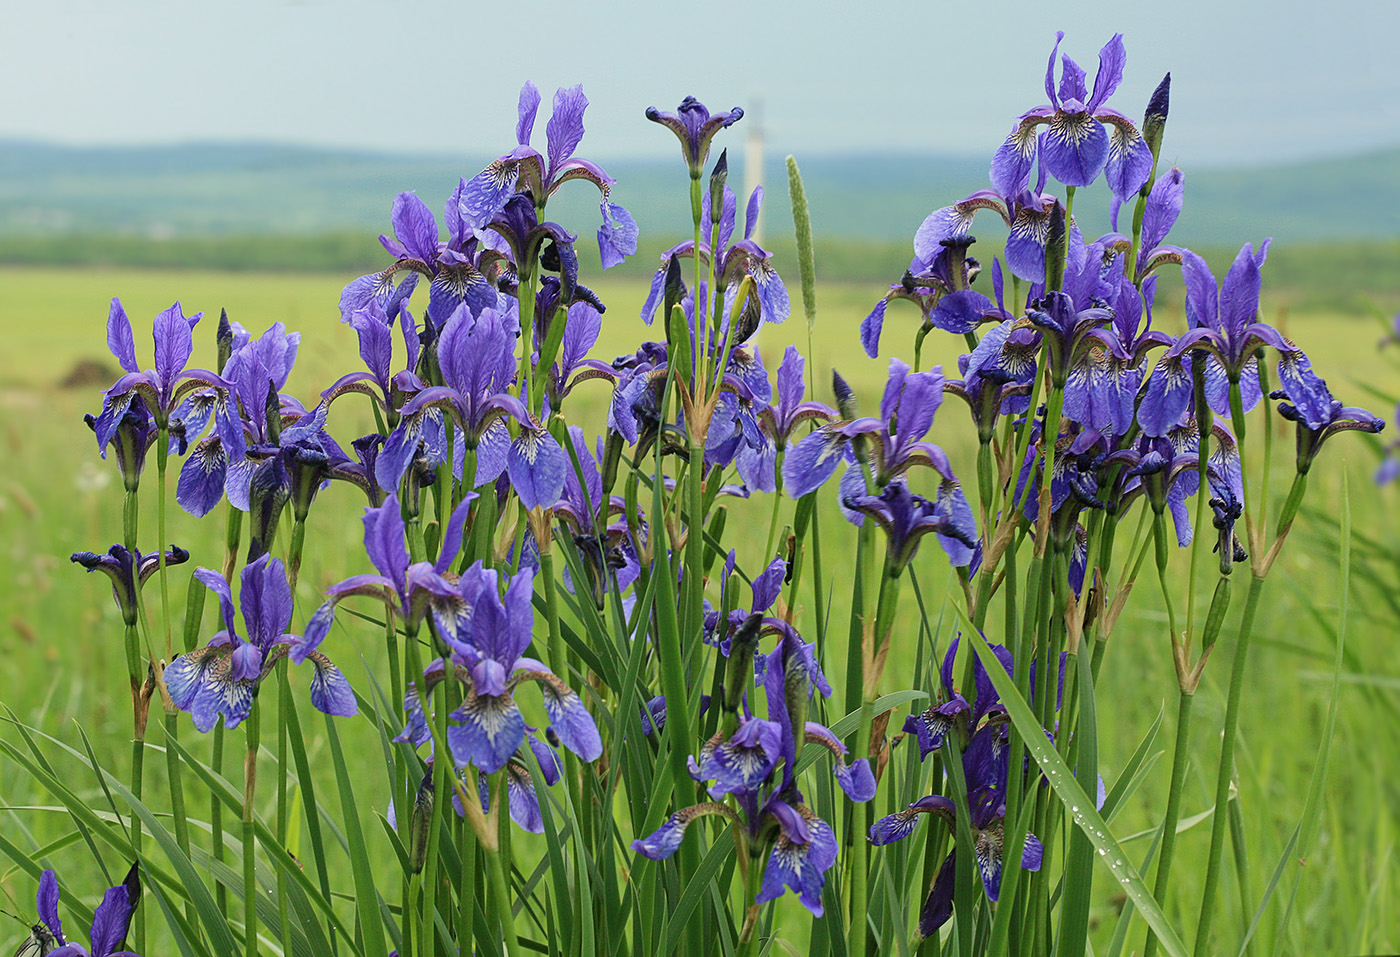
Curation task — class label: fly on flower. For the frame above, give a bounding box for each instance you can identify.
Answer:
[12,865,142,957]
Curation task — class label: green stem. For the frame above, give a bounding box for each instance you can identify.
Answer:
[243,703,261,957]
[156,429,173,661]
[1193,574,1266,956]
[122,488,139,555]
[421,651,450,956]
[164,712,190,856]
[485,790,522,957]
[212,722,227,913]
[848,565,903,957]
[1152,510,1180,642]
[1143,690,1195,957]
[128,716,146,954]
[539,549,567,678]
[276,663,292,953]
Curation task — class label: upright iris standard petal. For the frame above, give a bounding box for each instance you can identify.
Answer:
[106,298,139,374]
[545,84,588,179]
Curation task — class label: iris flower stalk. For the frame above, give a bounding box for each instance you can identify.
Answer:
[1192,359,1380,954]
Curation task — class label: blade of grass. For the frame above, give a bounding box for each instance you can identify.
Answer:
[1263,472,1350,955]
[956,614,1190,957]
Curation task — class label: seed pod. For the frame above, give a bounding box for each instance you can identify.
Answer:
[408,772,435,875]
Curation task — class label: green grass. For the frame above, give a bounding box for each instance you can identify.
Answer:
[1,265,1397,954]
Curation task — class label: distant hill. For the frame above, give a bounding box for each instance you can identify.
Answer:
[2,139,1397,248]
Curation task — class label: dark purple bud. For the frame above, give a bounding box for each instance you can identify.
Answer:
[940,236,976,293]
[598,428,624,501]
[1044,201,1067,293]
[246,455,290,563]
[709,149,729,226]
[1143,73,1171,161]
[662,255,686,339]
[832,369,858,419]
[217,308,234,372]
[263,381,282,445]
[289,444,331,522]
[721,612,763,716]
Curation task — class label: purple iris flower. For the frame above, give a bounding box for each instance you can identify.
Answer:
[1013,427,1115,540]
[783,360,958,498]
[916,147,1060,284]
[640,180,789,333]
[993,32,1153,200]
[945,304,1039,440]
[298,493,478,660]
[703,550,788,649]
[689,712,784,798]
[71,544,189,628]
[1118,166,1187,280]
[340,181,512,334]
[378,303,566,509]
[1056,230,1173,436]
[1069,266,1172,438]
[645,96,744,177]
[84,394,157,493]
[903,636,1013,759]
[861,235,998,358]
[468,745,563,834]
[1025,284,1116,392]
[1107,422,1244,547]
[92,298,244,477]
[633,614,868,919]
[843,478,979,571]
[461,82,637,269]
[25,864,141,957]
[342,189,498,333]
[322,297,427,415]
[165,555,356,733]
[869,725,1044,938]
[537,287,605,414]
[423,563,601,775]
[1271,363,1384,473]
[1144,242,1285,429]
[734,346,836,493]
[176,319,303,517]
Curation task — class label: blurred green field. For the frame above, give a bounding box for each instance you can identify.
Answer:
[2,265,1399,953]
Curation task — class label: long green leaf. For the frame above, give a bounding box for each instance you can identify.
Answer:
[160,733,355,941]
[324,714,390,957]
[959,623,1191,957]
[1100,704,1165,824]
[661,830,736,957]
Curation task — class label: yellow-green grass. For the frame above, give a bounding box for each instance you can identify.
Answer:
[1,265,1397,953]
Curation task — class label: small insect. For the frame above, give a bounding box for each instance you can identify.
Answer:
[2,911,56,957]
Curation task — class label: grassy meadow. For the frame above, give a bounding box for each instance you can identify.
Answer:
[1,263,1398,953]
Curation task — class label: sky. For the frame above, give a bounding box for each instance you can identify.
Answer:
[7,0,1398,168]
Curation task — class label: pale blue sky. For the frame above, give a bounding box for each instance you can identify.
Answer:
[9,0,1397,166]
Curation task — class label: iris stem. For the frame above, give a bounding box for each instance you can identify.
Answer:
[539,549,567,680]
[1142,690,1195,957]
[243,703,261,957]
[485,775,522,957]
[1193,573,1266,955]
[849,561,901,957]
[156,428,173,661]
[212,723,227,913]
